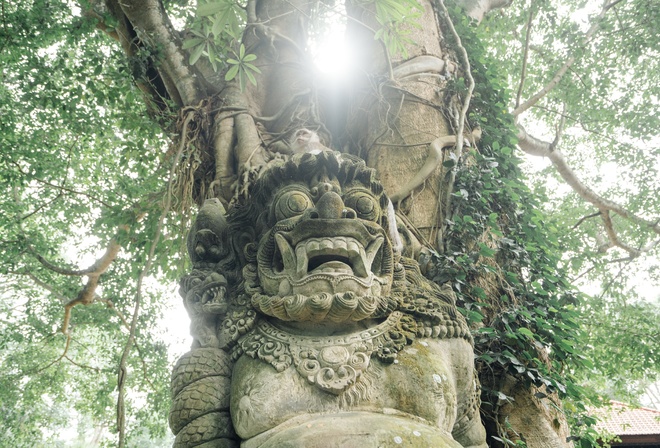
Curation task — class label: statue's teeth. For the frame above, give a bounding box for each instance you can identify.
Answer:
[347,240,360,258]
[296,244,308,278]
[293,236,380,278]
[307,240,320,253]
[351,250,368,277]
[320,238,333,251]
[275,233,296,273]
[365,237,384,272]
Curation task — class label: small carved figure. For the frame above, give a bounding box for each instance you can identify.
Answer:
[186,198,230,265]
[171,198,240,448]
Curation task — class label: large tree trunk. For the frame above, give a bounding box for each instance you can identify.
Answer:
[93,0,572,446]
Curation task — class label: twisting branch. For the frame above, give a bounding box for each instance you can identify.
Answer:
[517,125,660,258]
[21,227,124,335]
[35,332,73,374]
[437,0,476,222]
[19,219,124,335]
[572,211,601,230]
[18,271,68,303]
[513,0,622,117]
[110,0,210,106]
[60,234,123,334]
[599,211,643,257]
[26,244,96,277]
[517,126,659,234]
[97,298,157,392]
[515,3,535,112]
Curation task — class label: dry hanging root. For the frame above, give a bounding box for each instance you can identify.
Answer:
[170,100,215,212]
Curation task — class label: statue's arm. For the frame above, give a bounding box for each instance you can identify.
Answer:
[446,340,489,448]
[454,416,488,448]
[451,374,487,448]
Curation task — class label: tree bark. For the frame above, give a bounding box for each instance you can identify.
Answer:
[88,1,573,446]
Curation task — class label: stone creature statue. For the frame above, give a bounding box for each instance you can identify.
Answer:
[170,152,488,448]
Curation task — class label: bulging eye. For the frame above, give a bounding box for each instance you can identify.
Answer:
[343,189,381,221]
[273,186,314,221]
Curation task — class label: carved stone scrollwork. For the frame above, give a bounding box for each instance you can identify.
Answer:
[234,311,415,394]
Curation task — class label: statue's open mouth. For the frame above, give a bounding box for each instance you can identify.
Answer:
[257,219,392,297]
[274,234,384,279]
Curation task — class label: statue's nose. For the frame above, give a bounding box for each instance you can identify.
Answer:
[315,191,345,219]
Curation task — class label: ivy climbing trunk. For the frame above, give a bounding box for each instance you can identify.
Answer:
[92,0,574,446]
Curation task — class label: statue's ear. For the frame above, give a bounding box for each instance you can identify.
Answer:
[232,229,257,266]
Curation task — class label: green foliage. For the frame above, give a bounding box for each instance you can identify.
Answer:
[369,0,423,58]
[430,5,653,445]
[0,1,186,446]
[477,0,660,410]
[479,0,660,299]
[439,0,660,444]
[225,43,261,91]
[574,297,659,403]
[184,0,248,73]
[1,0,657,446]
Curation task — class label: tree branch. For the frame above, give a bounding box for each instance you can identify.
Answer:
[10,159,113,209]
[438,0,476,225]
[513,0,619,117]
[600,211,642,257]
[60,233,124,334]
[35,332,73,374]
[18,271,68,303]
[518,125,659,261]
[515,3,535,112]
[517,125,659,235]
[572,211,601,230]
[111,0,211,107]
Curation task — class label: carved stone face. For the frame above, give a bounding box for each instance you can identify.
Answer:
[258,179,394,297]
[244,153,397,323]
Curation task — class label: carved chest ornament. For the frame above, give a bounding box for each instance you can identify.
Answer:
[234,311,417,395]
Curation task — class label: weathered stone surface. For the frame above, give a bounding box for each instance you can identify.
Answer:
[173,411,235,448]
[193,439,239,448]
[171,348,232,397]
[170,152,487,448]
[495,374,571,448]
[244,412,464,448]
[169,375,231,434]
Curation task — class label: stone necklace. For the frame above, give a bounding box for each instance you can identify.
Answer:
[234,311,417,395]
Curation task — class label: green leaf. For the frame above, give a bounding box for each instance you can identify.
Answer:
[198,2,226,17]
[243,62,261,74]
[189,43,205,65]
[182,38,204,50]
[245,68,257,86]
[225,64,239,81]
